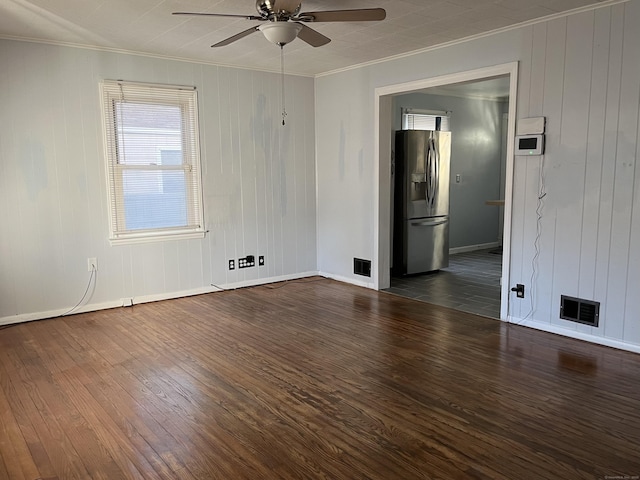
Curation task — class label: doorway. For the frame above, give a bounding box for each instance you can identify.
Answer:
[374,63,518,321]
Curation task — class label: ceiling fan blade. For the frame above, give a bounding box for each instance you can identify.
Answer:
[173,12,263,20]
[297,24,331,47]
[211,26,260,47]
[298,8,386,23]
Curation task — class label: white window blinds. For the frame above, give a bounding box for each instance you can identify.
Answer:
[100,80,204,244]
[402,111,450,131]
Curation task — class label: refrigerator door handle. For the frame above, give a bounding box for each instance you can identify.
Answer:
[425,139,433,209]
[425,137,438,211]
[432,137,439,209]
[411,218,448,227]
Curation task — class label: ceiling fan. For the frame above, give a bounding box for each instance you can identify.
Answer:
[173,0,387,48]
[173,1,386,125]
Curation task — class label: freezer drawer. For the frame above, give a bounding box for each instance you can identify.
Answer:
[395,216,449,275]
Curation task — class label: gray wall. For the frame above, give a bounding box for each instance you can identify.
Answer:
[0,40,317,323]
[393,92,506,249]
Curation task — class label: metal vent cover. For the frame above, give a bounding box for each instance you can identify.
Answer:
[354,258,371,277]
[560,295,600,327]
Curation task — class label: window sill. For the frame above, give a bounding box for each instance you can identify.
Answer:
[109,229,206,246]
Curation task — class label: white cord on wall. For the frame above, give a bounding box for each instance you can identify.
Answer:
[522,153,546,323]
[60,265,97,317]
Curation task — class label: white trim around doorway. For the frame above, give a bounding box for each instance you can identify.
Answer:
[374,62,519,321]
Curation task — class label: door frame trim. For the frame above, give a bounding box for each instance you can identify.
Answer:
[373,62,519,321]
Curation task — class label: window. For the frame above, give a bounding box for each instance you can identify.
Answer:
[100,80,204,244]
[402,109,450,131]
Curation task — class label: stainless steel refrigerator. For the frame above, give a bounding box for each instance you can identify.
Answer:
[393,129,451,275]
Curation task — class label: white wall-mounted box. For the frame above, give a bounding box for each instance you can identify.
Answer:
[517,117,546,135]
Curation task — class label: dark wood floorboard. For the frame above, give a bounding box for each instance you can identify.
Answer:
[0,277,639,479]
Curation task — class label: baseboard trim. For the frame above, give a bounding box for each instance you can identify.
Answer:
[507,316,640,355]
[218,271,320,291]
[449,242,501,255]
[0,271,321,327]
[0,300,125,327]
[319,271,375,289]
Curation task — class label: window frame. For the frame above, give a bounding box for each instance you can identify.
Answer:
[100,80,205,245]
[401,108,451,131]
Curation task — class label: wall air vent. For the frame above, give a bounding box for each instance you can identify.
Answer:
[560,295,600,327]
[354,258,372,277]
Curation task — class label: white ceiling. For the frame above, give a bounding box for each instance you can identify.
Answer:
[0,0,618,76]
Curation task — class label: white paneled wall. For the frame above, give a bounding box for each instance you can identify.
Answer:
[0,41,317,323]
[514,4,640,347]
[316,1,640,351]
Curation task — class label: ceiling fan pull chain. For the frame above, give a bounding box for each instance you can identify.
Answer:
[281,45,287,126]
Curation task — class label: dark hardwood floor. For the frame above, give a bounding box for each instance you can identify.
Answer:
[0,278,639,479]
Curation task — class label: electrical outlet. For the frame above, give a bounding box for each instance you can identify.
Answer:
[258,256,265,266]
[88,257,98,272]
[238,255,255,269]
[229,259,235,270]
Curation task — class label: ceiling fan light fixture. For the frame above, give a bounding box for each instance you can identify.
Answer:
[259,22,302,46]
